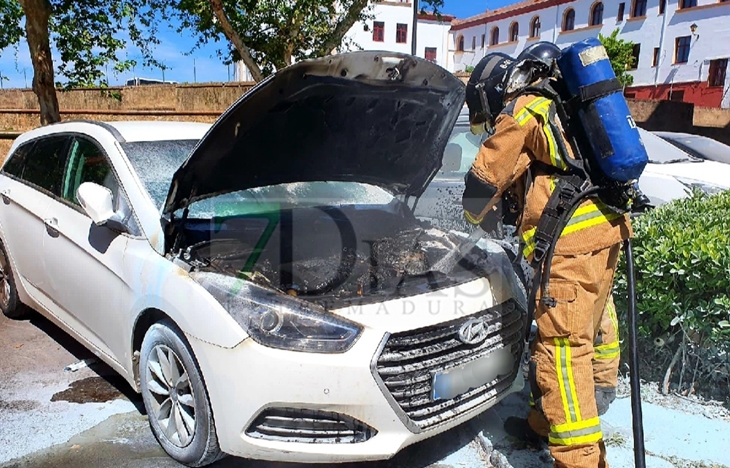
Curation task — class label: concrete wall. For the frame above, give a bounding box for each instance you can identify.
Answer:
[0,82,254,161]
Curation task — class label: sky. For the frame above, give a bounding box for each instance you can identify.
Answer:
[0,0,516,89]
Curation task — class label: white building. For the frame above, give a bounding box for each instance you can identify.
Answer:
[449,0,730,108]
[346,1,454,69]
[233,1,454,82]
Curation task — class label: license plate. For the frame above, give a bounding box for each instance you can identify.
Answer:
[432,347,513,401]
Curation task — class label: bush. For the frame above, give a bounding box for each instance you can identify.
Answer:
[614,190,730,397]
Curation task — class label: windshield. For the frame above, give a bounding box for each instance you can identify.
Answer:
[660,134,730,165]
[638,129,696,163]
[435,122,488,177]
[122,140,199,209]
[185,182,395,218]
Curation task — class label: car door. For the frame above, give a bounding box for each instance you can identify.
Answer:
[0,136,71,301]
[40,134,140,363]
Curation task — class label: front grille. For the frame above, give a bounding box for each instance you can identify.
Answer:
[246,408,376,443]
[374,299,524,430]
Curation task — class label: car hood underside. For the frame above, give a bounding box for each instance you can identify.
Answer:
[163,51,466,214]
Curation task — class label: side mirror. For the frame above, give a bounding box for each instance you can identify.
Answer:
[77,182,125,230]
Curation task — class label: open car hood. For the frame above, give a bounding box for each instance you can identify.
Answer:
[163,51,466,214]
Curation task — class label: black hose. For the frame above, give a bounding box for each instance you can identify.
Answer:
[624,238,646,468]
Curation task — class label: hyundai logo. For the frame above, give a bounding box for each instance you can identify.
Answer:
[457,318,489,346]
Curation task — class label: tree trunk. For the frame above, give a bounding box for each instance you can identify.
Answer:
[19,0,60,125]
[208,0,265,82]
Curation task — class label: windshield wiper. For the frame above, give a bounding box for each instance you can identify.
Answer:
[650,158,702,164]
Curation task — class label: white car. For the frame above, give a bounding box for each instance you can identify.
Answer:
[638,128,730,206]
[0,52,526,467]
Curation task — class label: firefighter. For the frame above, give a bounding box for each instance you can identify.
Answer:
[462,47,632,468]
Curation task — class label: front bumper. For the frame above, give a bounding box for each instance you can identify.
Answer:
[186,301,525,463]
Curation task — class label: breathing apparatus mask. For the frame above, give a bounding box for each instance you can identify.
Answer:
[465,53,515,136]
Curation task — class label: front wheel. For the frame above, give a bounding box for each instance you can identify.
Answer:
[139,320,224,467]
[0,239,30,319]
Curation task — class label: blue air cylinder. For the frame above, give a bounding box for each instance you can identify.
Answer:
[557,37,648,182]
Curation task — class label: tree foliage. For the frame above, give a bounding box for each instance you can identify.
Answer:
[163,0,443,81]
[1,0,163,124]
[598,28,636,87]
[614,189,730,349]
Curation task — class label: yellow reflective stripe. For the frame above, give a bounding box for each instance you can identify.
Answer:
[522,226,537,257]
[552,416,601,433]
[515,97,549,126]
[543,121,565,170]
[595,340,620,359]
[464,210,484,225]
[549,417,603,446]
[595,351,620,360]
[563,338,582,422]
[607,299,619,335]
[549,431,604,446]
[554,338,573,423]
[521,203,621,258]
[562,205,623,237]
[595,341,620,352]
[554,337,581,423]
[515,97,567,170]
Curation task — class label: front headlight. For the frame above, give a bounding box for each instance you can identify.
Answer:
[675,177,726,196]
[192,272,362,353]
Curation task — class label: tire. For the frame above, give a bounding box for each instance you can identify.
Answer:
[139,320,225,467]
[0,239,30,319]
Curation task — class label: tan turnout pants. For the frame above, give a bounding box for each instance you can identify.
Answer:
[526,243,621,468]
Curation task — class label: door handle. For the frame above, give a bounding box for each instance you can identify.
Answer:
[0,189,9,204]
[44,217,58,229]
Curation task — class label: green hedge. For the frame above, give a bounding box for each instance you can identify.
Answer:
[614,190,730,351]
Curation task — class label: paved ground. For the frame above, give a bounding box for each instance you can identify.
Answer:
[2,311,729,468]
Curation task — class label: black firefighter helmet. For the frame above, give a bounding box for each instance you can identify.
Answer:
[465,52,516,135]
[517,41,562,78]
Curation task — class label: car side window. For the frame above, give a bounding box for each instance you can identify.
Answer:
[2,141,35,178]
[11,136,70,196]
[63,137,120,206]
[62,136,141,236]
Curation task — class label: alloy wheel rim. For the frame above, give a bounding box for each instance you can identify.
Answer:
[145,344,197,448]
[0,250,10,310]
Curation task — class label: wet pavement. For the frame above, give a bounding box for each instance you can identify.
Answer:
[2,310,730,468]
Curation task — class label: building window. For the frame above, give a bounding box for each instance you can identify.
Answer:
[675,36,691,63]
[659,0,666,14]
[373,21,384,42]
[630,44,640,69]
[563,9,576,31]
[590,2,604,26]
[490,27,500,45]
[472,36,476,50]
[425,47,437,63]
[510,22,519,42]
[457,35,465,52]
[679,0,697,8]
[481,34,486,48]
[632,0,647,17]
[652,47,660,66]
[708,59,728,87]
[530,16,541,38]
[669,90,685,102]
[396,23,408,44]
[618,2,625,21]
